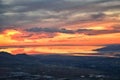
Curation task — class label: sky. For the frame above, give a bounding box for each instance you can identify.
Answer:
[0,0,120,54]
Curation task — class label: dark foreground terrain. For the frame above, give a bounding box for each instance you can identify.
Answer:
[0,51,120,80]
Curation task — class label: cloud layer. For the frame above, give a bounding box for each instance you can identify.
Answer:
[0,0,120,28]
[26,27,120,35]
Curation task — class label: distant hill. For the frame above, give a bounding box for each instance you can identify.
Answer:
[94,44,120,52]
[0,51,17,64]
[0,51,39,65]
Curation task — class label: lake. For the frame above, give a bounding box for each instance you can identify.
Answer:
[0,45,102,56]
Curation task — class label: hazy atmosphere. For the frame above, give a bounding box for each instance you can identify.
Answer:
[0,0,120,80]
[0,0,120,57]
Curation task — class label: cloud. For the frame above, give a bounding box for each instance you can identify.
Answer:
[26,27,74,34]
[0,27,4,32]
[90,13,105,20]
[1,0,99,12]
[0,0,120,28]
[25,27,120,35]
[10,30,58,41]
[113,25,120,30]
[77,29,120,35]
[0,26,16,33]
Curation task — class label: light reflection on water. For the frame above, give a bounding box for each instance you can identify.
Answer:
[0,46,102,55]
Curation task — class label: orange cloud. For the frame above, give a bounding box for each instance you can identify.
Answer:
[64,20,120,30]
[0,28,120,47]
[0,29,20,45]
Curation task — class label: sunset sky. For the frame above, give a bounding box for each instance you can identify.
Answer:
[0,0,120,54]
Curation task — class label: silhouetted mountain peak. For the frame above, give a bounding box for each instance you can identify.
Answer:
[0,51,12,56]
[0,51,39,64]
[95,44,120,52]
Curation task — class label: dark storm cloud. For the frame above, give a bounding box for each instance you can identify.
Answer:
[0,27,4,32]
[8,0,119,12]
[0,0,120,28]
[9,0,74,12]
[1,0,103,12]
[0,26,15,33]
[0,0,4,13]
[26,27,74,34]
[65,12,107,25]
[26,27,120,35]
[91,13,105,20]
[76,28,120,35]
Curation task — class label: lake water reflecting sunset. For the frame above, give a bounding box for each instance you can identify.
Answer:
[0,46,102,55]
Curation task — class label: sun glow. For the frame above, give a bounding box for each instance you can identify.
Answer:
[0,29,22,45]
[87,26,106,30]
[4,29,21,36]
